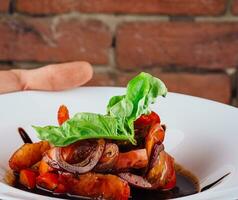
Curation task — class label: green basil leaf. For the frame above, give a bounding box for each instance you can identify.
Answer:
[107,97,133,118]
[107,72,167,121]
[34,112,134,147]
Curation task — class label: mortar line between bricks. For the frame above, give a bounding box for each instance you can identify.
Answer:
[109,66,234,74]
[11,12,170,21]
[8,12,238,34]
[108,47,116,68]
[196,0,238,22]
[91,66,235,75]
[11,12,169,33]
[67,12,168,33]
[169,16,195,22]
[196,16,238,22]
[225,0,234,16]
[91,50,116,71]
[196,1,238,23]
[11,9,238,19]
[1,59,234,75]
[8,0,16,14]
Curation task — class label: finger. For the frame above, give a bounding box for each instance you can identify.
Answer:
[12,61,93,91]
[0,71,22,94]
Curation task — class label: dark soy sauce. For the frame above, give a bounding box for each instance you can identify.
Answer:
[131,163,199,200]
[13,163,199,200]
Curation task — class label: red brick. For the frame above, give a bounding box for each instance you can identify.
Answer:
[116,22,238,70]
[0,0,10,12]
[232,0,238,15]
[78,0,226,15]
[116,72,231,104]
[15,0,226,16]
[85,71,115,86]
[15,0,79,15]
[0,17,112,64]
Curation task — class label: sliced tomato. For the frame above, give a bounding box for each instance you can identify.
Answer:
[134,111,160,129]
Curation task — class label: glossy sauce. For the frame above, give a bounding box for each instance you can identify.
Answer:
[132,168,199,199]
[13,163,199,200]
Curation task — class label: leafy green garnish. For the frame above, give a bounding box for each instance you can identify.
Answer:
[107,72,167,120]
[33,113,133,146]
[33,72,167,146]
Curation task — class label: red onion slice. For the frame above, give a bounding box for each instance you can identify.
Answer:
[118,172,152,189]
[94,143,119,172]
[147,143,164,173]
[55,139,105,174]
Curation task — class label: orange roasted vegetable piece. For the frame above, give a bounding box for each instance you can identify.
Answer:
[63,172,130,200]
[58,105,69,125]
[36,172,59,191]
[19,169,37,189]
[39,160,54,175]
[9,141,50,172]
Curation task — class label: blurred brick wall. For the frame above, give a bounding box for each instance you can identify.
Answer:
[1,0,238,105]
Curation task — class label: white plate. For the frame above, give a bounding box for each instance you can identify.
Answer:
[0,87,238,200]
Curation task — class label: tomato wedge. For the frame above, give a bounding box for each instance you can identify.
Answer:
[134,111,160,128]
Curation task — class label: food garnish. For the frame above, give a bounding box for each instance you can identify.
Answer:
[33,72,167,146]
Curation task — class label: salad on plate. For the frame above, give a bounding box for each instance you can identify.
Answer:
[7,72,193,200]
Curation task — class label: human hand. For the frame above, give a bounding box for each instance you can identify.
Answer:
[0,61,93,94]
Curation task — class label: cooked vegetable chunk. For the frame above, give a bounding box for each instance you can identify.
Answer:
[58,105,69,125]
[63,172,130,200]
[19,169,37,189]
[9,141,50,171]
